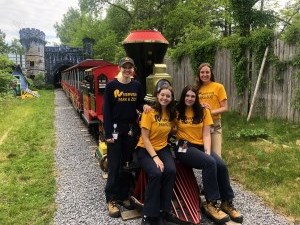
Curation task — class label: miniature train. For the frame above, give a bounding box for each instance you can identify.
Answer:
[61,30,201,225]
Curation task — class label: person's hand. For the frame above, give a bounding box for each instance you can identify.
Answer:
[143,104,152,113]
[153,156,164,172]
[106,138,114,143]
[204,148,211,155]
[201,102,211,110]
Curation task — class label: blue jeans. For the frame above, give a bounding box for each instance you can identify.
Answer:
[137,146,176,217]
[174,144,234,201]
[105,133,134,202]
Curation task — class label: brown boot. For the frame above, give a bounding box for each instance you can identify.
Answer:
[120,199,134,210]
[107,200,120,218]
[220,200,243,223]
[203,201,230,224]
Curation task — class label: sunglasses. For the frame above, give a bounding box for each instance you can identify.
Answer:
[122,66,134,69]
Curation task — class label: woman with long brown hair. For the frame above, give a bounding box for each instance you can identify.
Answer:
[196,63,228,157]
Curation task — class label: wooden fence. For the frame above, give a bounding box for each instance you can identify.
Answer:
[165,38,300,123]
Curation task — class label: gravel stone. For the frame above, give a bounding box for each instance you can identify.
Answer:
[53,89,293,225]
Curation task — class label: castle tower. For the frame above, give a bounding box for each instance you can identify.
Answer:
[19,28,46,78]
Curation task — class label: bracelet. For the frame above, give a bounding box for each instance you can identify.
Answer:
[151,154,158,159]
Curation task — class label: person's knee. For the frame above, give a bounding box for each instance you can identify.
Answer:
[216,160,228,171]
[166,166,176,177]
[149,169,163,180]
[206,156,217,168]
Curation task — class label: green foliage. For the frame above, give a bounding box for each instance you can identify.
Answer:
[219,28,273,95]
[281,5,300,45]
[230,128,269,140]
[229,0,258,36]
[0,55,14,95]
[54,8,83,46]
[220,35,251,95]
[169,25,217,62]
[192,38,219,73]
[104,3,131,41]
[0,30,9,54]
[27,72,45,90]
[292,51,300,67]
[283,23,300,44]
[9,38,23,56]
[294,88,300,110]
[250,28,274,64]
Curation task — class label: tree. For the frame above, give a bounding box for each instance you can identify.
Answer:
[9,38,23,66]
[0,30,8,54]
[229,0,277,36]
[280,0,300,42]
[54,8,84,46]
[0,54,14,95]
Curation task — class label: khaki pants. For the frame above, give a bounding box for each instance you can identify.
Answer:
[211,119,222,157]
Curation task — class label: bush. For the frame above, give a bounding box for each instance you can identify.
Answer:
[230,128,269,140]
[0,55,14,95]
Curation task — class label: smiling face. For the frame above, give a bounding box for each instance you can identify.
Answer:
[157,88,172,107]
[185,90,196,107]
[120,62,134,78]
[199,65,212,84]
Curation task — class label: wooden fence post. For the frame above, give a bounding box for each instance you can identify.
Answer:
[247,46,269,122]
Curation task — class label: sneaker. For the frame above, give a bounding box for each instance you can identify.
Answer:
[107,201,120,218]
[220,201,243,223]
[202,201,230,224]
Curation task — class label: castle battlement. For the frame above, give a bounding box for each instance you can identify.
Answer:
[19,28,46,46]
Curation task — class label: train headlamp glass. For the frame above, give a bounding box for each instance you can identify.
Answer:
[156,79,171,93]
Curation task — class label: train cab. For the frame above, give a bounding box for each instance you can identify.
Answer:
[81,64,119,133]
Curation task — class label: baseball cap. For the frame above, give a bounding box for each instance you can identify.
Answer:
[119,57,135,67]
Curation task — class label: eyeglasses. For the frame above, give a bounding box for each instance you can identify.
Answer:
[122,66,133,69]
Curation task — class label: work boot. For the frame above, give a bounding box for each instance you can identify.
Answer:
[202,201,230,224]
[107,200,120,218]
[119,199,134,210]
[220,200,243,223]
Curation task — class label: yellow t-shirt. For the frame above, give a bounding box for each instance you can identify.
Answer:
[137,109,172,151]
[176,108,213,145]
[198,82,227,120]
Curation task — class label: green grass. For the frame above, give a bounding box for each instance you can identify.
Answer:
[0,90,56,225]
[222,111,300,220]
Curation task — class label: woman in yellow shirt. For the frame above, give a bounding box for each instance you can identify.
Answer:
[136,85,177,225]
[175,85,242,224]
[196,62,228,157]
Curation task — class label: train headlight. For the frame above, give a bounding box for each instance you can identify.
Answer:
[145,64,172,103]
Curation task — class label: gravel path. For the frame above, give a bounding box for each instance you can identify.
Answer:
[53,89,292,225]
